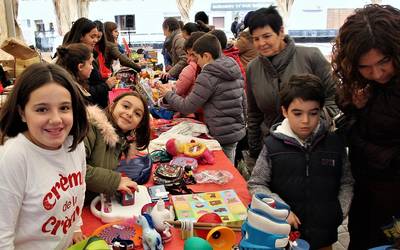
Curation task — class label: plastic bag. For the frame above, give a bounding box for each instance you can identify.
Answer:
[193,170,233,185]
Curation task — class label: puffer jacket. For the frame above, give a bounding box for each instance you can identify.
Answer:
[84,106,133,203]
[246,35,338,158]
[175,61,199,97]
[164,55,246,145]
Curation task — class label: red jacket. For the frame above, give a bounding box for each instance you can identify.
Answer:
[223,45,247,89]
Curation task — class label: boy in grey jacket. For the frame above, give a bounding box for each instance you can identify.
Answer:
[247,74,353,249]
[157,34,246,163]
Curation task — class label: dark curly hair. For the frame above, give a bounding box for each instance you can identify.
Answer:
[331,4,400,108]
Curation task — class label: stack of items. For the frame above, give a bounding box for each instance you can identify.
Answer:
[239,193,291,250]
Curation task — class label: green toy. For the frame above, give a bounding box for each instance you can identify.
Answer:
[184,236,213,250]
[66,236,109,250]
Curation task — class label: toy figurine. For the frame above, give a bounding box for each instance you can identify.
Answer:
[166,138,214,165]
[150,199,174,242]
[136,214,164,250]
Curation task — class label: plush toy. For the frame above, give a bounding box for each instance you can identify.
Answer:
[166,138,215,165]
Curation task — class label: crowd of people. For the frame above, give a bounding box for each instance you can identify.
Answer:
[0,4,399,250]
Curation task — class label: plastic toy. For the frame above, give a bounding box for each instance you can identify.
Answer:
[116,186,136,206]
[136,214,164,250]
[166,138,215,165]
[150,199,174,242]
[206,226,236,250]
[184,237,213,250]
[90,185,151,223]
[239,193,292,250]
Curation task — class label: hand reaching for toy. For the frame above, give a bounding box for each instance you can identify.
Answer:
[287,211,301,229]
[156,82,173,97]
[352,86,370,109]
[72,231,86,244]
[118,176,138,194]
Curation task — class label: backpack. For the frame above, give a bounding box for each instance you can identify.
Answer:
[116,154,152,185]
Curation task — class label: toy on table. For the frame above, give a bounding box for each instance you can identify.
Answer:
[150,199,174,242]
[90,185,151,223]
[115,186,136,206]
[112,237,135,250]
[239,193,304,250]
[166,138,215,165]
[136,214,164,250]
[91,220,142,247]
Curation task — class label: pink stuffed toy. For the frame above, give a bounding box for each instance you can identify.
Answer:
[166,138,215,165]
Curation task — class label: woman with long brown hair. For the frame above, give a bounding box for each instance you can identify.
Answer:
[331,4,400,249]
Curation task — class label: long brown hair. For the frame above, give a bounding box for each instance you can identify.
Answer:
[107,91,151,151]
[331,4,400,108]
[0,63,89,151]
[104,21,118,43]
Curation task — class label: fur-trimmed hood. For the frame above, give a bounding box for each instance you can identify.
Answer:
[86,105,119,147]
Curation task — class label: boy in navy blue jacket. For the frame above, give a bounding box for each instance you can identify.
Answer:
[248,74,354,249]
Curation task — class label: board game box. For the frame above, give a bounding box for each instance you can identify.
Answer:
[171,189,248,226]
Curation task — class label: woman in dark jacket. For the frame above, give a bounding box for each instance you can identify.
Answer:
[331,4,400,249]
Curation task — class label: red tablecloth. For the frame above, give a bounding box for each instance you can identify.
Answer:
[81,150,251,249]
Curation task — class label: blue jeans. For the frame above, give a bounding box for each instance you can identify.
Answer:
[221,142,238,164]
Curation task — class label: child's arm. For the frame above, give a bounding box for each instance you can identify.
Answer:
[0,159,25,248]
[338,151,355,218]
[247,145,286,204]
[174,62,197,97]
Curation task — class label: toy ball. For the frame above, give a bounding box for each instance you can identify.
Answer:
[195,212,222,239]
[206,226,236,250]
[184,236,213,250]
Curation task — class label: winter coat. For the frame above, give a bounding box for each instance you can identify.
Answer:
[235,29,258,70]
[345,78,400,248]
[248,119,354,248]
[84,106,134,203]
[88,51,110,108]
[167,30,188,78]
[246,35,338,158]
[175,61,199,97]
[105,41,141,73]
[164,55,246,145]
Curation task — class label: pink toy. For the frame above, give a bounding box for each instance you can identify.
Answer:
[165,138,215,165]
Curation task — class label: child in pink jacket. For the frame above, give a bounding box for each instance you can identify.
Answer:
[168,31,204,97]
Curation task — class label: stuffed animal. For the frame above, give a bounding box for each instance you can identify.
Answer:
[165,138,215,165]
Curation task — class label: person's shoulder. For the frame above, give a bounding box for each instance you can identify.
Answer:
[0,134,30,163]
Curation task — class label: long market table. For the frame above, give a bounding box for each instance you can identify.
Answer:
[81,150,251,249]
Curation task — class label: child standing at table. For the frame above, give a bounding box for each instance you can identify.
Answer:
[84,91,151,203]
[0,63,89,249]
[247,74,354,249]
[157,34,246,163]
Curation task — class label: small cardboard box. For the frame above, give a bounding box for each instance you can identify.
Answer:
[0,38,41,77]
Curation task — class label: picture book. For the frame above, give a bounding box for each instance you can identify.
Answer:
[148,184,169,202]
[171,189,248,226]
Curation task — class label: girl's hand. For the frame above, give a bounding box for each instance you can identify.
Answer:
[118,176,138,193]
[156,83,173,97]
[106,76,118,89]
[72,231,86,244]
[352,87,369,109]
[287,211,301,229]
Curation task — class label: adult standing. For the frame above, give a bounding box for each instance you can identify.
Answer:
[331,4,400,249]
[246,6,338,163]
[231,17,239,38]
[160,17,187,80]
